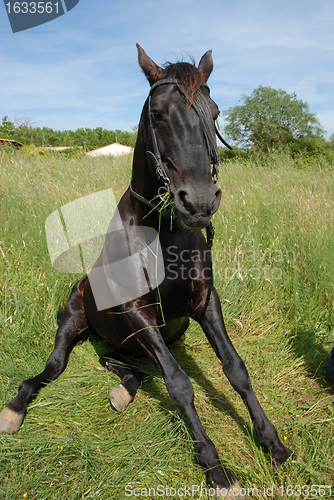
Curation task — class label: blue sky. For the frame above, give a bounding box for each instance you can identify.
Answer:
[1,0,334,138]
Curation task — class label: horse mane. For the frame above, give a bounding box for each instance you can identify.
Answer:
[161,61,202,105]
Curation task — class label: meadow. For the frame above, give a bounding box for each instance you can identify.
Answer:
[0,147,333,499]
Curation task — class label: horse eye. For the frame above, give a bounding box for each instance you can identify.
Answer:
[151,110,162,122]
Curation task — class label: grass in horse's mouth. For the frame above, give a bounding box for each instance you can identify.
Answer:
[150,189,174,213]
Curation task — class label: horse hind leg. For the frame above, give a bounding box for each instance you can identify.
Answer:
[0,277,89,434]
[99,352,145,413]
[99,320,188,413]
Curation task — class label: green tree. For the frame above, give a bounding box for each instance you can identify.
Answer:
[222,86,325,149]
[0,116,16,139]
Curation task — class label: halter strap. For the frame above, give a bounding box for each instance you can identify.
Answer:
[147,95,170,189]
[147,78,232,187]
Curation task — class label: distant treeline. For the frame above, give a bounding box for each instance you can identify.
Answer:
[2,116,334,168]
[0,116,137,151]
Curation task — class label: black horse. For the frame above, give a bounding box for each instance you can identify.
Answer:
[0,45,291,497]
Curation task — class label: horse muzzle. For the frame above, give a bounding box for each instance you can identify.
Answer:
[173,185,222,230]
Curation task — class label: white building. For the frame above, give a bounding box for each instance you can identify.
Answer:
[86,143,133,157]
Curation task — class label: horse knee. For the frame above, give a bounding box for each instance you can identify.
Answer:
[47,355,67,381]
[165,368,194,408]
[223,358,252,398]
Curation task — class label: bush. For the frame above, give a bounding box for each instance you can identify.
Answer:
[218,138,334,170]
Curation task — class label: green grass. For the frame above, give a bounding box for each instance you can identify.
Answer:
[0,147,334,499]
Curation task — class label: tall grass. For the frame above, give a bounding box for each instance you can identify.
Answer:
[0,147,333,499]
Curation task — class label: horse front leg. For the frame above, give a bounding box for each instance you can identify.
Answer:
[197,287,292,466]
[133,322,244,498]
[0,277,89,434]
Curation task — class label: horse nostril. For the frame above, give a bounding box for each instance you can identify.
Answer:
[178,190,194,214]
[213,188,222,208]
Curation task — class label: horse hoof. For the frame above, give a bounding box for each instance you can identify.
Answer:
[0,407,24,434]
[215,482,247,499]
[108,384,133,413]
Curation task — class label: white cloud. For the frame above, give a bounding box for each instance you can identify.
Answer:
[1,0,333,137]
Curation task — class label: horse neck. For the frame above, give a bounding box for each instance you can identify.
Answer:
[130,107,161,202]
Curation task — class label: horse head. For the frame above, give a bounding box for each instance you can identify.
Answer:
[133,44,222,231]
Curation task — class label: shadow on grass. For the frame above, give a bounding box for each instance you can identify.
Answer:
[288,327,334,392]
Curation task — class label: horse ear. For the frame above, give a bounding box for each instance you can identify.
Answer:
[136,44,163,86]
[198,50,213,82]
